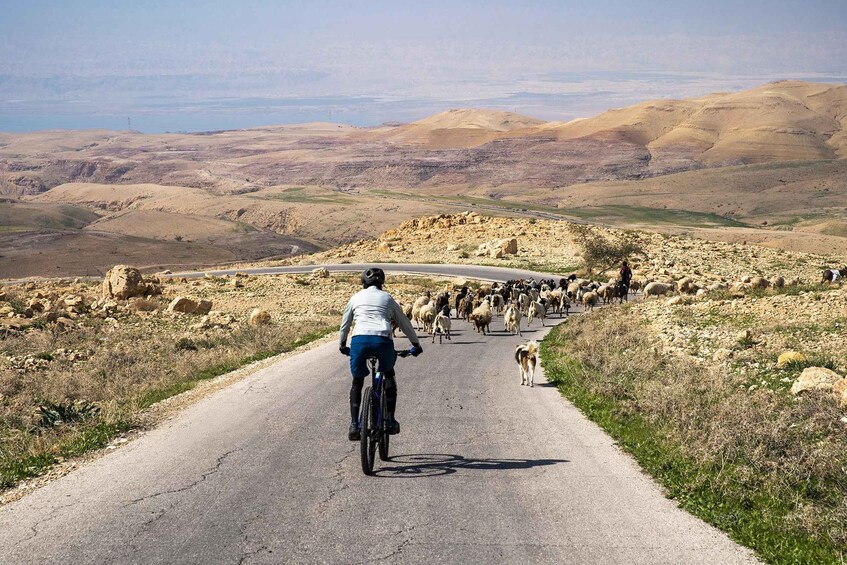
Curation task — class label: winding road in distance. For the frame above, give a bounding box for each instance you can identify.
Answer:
[0,264,759,564]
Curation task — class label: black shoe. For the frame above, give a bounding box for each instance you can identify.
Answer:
[386,417,400,435]
[348,421,360,441]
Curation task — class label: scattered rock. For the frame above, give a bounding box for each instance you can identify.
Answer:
[712,348,733,362]
[102,265,146,299]
[2,317,32,331]
[167,297,199,314]
[666,296,683,306]
[777,351,806,369]
[749,276,770,289]
[790,367,842,395]
[53,317,76,333]
[195,300,212,315]
[475,238,518,259]
[127,297,158,312]
[736,329,753,343]
[834,378,847,407]
[311,267,330,278]
[249,309,272,325]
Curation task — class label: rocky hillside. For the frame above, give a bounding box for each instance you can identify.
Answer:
[310,212,834,284]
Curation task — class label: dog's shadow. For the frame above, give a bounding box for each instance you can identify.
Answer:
[373,453,568,478]
[533,381,557,388]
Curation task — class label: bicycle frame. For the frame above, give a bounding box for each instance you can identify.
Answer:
[364,357,386,435]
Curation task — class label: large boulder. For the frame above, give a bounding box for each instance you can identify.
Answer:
[790,367,842,395]
[475,238,518,259]
[249,308,272,325]
[102,265,160,299]
[777,351,806,369]
[167,297,199,314]
[311,267,330,278]
[499,238,518,255]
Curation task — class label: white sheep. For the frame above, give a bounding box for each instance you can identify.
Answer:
[644,282,673,298]
[432,310,452,343]
[411,295,431,330]
[527,300,547,327]
[582,291,598,311]
[419,303,437,333]
[504,303,522,336]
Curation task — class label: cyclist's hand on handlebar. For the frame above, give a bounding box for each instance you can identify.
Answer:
[339,345,351,356]
[410,344,423,357]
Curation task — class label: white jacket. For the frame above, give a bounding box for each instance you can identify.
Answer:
[339,286,419,345]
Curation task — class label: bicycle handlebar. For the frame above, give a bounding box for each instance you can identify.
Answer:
[341,349,414,358]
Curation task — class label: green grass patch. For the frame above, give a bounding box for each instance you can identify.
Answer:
[558,204,748,228]
[260,186,354,204]
[0,202,99,232]
[0,421,132,488]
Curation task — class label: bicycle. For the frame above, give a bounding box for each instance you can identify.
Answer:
[359,349,412,475]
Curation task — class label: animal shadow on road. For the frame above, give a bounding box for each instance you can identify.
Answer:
[374,453,568,478]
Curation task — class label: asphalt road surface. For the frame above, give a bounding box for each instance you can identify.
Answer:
[180,262,565,283]
[0,265,759,564]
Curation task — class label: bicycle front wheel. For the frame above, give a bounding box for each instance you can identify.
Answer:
[360,386,376,475]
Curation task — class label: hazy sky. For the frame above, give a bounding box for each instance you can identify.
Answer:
[1,0,846,132]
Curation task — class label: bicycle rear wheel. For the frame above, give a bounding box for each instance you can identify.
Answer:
[359,386,376,475]
[378,392,390,461]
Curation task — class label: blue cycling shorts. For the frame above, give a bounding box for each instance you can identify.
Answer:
[349,335,396,380]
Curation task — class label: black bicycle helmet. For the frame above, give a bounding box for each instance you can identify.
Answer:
[361,267,386,289]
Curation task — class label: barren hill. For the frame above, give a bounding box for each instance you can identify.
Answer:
[363,109,545,148]
[543,80,847,168]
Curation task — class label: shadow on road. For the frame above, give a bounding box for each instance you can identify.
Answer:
[374,453,568,478]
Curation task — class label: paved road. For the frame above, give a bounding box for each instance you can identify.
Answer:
[178,262,564,283]
[0,267,759,564]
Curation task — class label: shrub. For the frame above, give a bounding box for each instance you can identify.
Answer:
[567,224,644,274]
[38,400,100,428]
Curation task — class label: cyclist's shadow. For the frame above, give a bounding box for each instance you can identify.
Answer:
[373,453,568,478]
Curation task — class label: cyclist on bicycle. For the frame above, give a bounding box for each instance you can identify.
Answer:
[339,267,422,441]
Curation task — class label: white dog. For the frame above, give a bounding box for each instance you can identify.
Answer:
[514,341,539,387]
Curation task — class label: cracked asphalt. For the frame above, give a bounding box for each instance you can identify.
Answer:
[0,265,759,564]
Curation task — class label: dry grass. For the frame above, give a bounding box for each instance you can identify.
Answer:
[0,315,333,489]
[542,307,847,564]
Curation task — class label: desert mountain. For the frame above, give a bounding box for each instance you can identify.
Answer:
[363,109,545,148]
[365,80,847,167]
[543,80,847,166]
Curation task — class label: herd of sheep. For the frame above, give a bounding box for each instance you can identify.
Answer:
[399,275,640,342]
[395,266,825,344]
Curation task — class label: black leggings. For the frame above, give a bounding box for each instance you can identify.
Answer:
[350,375,397,422]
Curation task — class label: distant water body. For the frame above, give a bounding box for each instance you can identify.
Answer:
[2,74,845,134]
